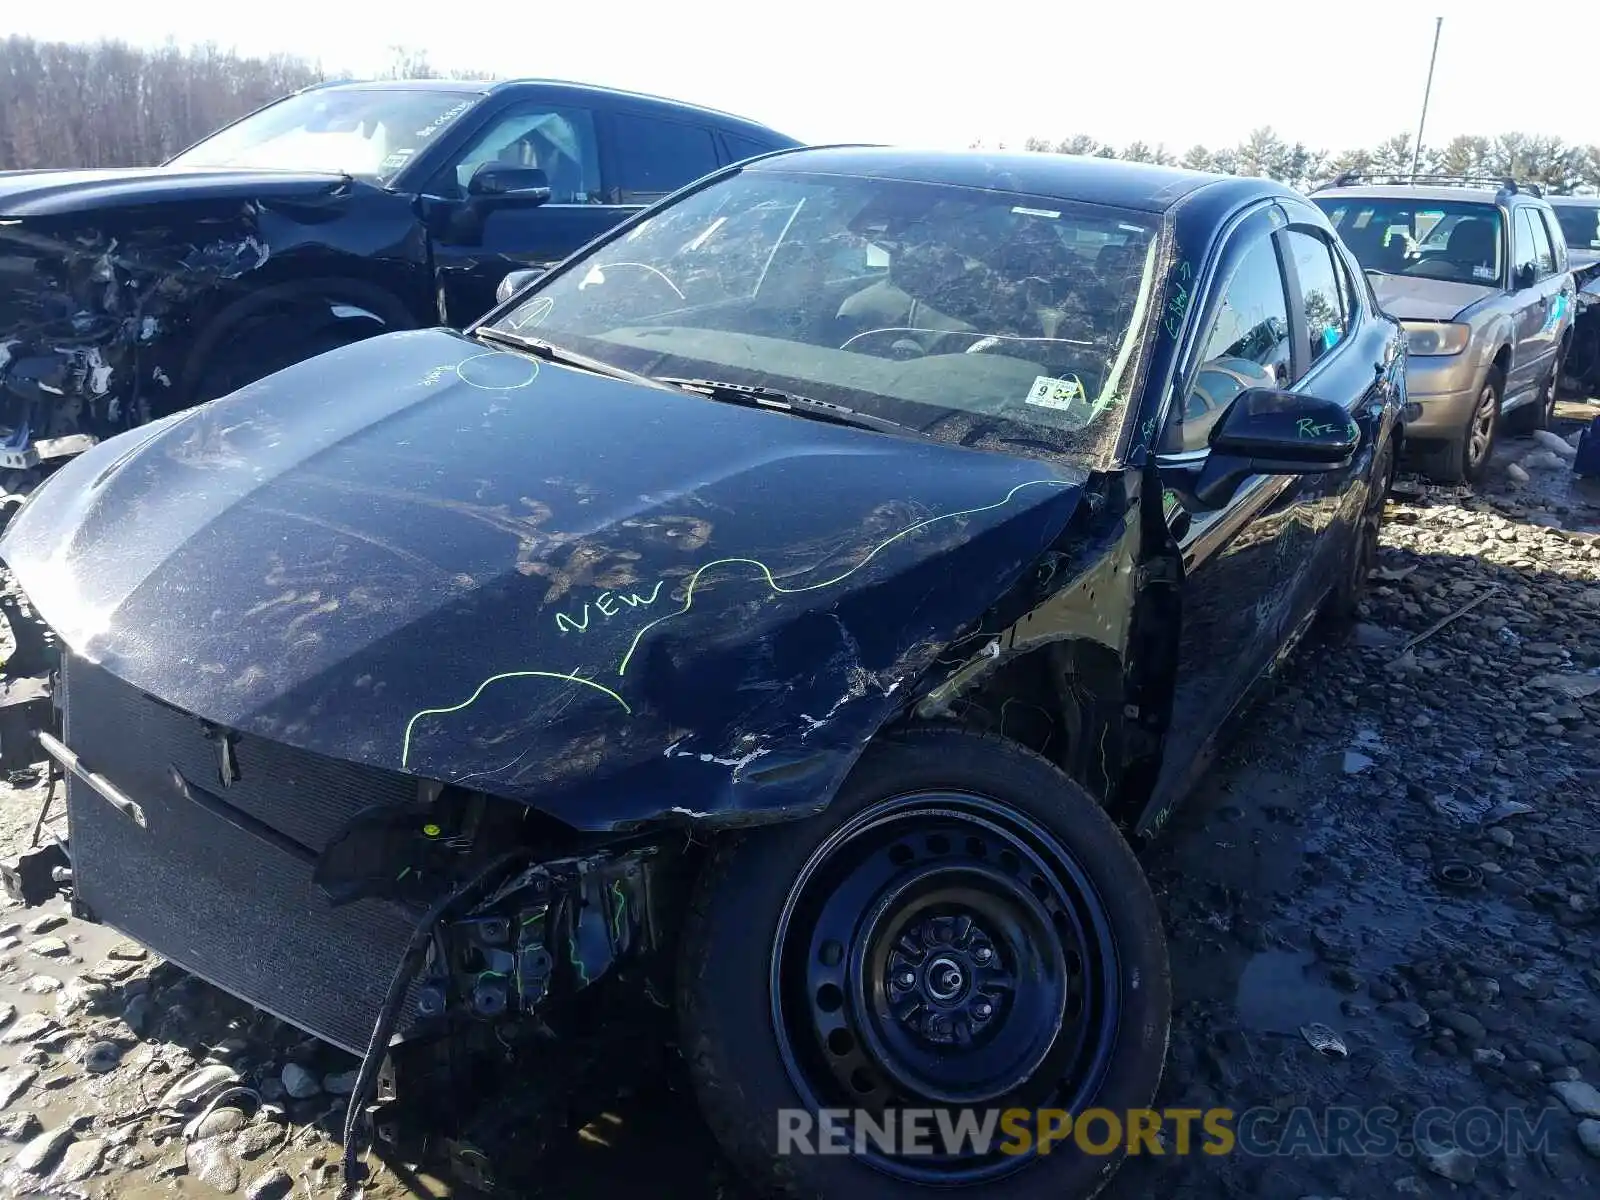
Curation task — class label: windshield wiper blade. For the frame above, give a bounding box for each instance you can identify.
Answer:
[654,377,914,435]
[471,327,672,390]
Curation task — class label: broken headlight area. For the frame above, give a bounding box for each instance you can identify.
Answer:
[45,652,687,1194]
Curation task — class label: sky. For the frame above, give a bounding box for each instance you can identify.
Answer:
[5,4,1596,155]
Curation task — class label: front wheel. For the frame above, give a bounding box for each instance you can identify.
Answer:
[678,727,1171,1200]
[1421,368,1501,485]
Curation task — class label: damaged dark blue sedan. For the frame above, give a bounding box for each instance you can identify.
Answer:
[0,146,1405,1199]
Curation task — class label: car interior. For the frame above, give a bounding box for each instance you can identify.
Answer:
[530,189,1158,437]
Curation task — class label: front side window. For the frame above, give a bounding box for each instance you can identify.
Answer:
[442,105,601,203]
[1314,198,1504,287]
[492,169,1162,466]
[1521,208,1556,278]
[610,116,721,204]
[1513,209,1541,284]
[166,87,479,185]
[1284,230,1349,376]
[1163,234,1291,454]
[1554,204,1600,251]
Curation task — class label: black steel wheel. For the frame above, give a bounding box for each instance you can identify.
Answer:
[679,728,1170,1200]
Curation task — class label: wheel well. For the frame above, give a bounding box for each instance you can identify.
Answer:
[177,277,418,407]
[899,642,1116,805]
[1491,344,1511,380]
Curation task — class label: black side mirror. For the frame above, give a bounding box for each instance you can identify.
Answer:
[1191,388,1359,509]
[495,268,544,306]
[1514,263,1536,290]
[466,164,552,208]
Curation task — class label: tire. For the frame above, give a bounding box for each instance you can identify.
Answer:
[1325,430,1396,625]
[1421,367,1500,485]
[678,727,1171,1200]
[182,280,416,407]
[1506,341,1566,436]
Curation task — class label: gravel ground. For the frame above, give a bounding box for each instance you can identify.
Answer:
[0,410,1595,1199]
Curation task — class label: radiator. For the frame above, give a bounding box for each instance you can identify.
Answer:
[61,654,421,1055]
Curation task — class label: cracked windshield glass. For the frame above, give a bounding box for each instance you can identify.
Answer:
[493,170,1161,462]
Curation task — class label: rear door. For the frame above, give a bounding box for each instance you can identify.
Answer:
[1509,205,1555,395]
[1530,207,1576,369]
[1275,218,1391,619]
[598,109,726,208]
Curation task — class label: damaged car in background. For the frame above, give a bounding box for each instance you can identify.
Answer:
[1549,194,1600,396]
[0,76,798,500]
[0,147,1404,1199]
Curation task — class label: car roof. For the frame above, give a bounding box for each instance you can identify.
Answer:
[1548,194,1600,208]
[306,77,795,139]
[740,146,1271,213]
[1311,184,1534,207]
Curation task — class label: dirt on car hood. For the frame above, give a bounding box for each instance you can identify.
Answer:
[1368,272,1498,323]
[0,327,1086,828]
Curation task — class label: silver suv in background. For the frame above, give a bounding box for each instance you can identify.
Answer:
[1312,176,1575,483]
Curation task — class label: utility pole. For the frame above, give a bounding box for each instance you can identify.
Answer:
[1409,17,1444,175]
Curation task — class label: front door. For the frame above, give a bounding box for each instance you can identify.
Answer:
[1148,205,1379,816]
[1151,209,1304,807]
[427,101,631,326]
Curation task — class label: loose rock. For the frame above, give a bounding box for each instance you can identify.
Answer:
[322,1068,359,1096]
[186,1135,242,1192]
[0,1066,38,1109]
[1552,1080,1600,1118]
[245,1166,293,1200]
[50,1136,105,1184]
[0,1011,58,1044]
[1579,1119,1600,1160]
[26,936,69,958]
[23,914,65,936]
[1422,1145,1475,1183]
[13,1125,72,1175]
[280,1062,320,1100]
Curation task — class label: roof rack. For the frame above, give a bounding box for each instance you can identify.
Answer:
[1314,172,1543,199]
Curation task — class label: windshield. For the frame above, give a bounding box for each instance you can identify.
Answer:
[1554,203,1600,252]
[1314,197,1504,287]
[489,170,1162,464]
[166,87,479,184]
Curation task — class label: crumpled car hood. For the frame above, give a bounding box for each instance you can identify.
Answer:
[1,327,1086,828]
[0,166,353,218]
[1369,273,1498,323]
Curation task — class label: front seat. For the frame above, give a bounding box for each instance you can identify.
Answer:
[1411,218,1496,281]
[837,238,976,351]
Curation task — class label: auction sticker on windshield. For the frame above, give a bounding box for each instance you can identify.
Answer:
[1026,374,1086,412]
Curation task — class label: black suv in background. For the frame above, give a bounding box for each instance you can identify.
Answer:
[0,78,799,489]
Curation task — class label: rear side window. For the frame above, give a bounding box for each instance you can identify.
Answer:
[1284,230,1349,376]
[1529,210,1558,275]
[725,132,779,163]
[610,115,720,204]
